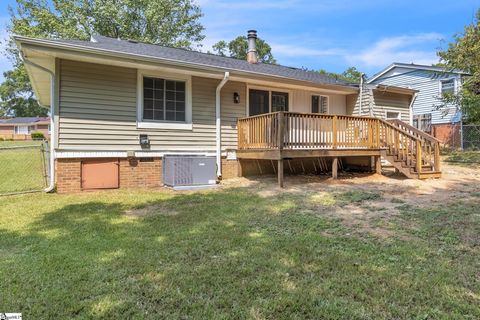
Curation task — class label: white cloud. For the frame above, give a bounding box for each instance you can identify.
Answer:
[347,33,443,68]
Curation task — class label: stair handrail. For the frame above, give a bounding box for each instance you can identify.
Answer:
[387,119,441,144]
[378,119,441,174]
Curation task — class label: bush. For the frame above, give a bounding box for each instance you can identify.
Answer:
[31,132,45,140]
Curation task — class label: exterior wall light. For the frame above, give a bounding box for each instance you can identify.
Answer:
[234,92,240,104]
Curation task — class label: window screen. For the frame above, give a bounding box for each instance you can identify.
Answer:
[386,112,400,119]
[143,77,185,122]
[312,95,328,114]
[271,91,289,112]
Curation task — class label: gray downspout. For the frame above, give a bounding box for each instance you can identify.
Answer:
[20,53,56,192]
[215,72,230,178]
[409,92,418,126]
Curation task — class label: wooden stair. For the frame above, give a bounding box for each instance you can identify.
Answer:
[379,119,441,179]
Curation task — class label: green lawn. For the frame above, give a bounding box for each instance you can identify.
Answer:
[0,187,479,319]
[0,141,46,194]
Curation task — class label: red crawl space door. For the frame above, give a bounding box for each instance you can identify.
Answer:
[81,159,119,190]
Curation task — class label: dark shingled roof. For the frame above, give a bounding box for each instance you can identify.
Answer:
[0,117,49,124]
[36,35,354,87]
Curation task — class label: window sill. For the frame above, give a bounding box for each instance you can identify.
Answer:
[137,121,193,130]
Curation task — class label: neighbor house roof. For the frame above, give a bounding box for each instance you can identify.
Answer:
[15,35,355,88]
[0,117,50,126]
[367,62,469,83]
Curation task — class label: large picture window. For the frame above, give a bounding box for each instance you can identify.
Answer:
[248,89,289,116]
[143,77,186,122]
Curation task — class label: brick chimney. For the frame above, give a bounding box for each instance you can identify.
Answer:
[247,30,258,64]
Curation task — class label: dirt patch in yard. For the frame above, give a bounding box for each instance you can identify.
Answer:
[222,161,480,239]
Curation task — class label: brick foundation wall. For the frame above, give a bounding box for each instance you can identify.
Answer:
[221,158,240,179]
[56,158,82,193]
[119,158,162,188]
[432,123,462,148]
[56,157,163,193]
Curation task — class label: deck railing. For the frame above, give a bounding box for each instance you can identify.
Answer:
[237,112,441,173]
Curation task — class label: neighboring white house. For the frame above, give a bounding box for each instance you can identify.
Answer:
[367,63,468,146]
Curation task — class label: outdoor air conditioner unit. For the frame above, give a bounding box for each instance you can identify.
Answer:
[163,155,217,187]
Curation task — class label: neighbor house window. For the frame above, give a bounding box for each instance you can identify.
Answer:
[441,79,455,96]
[248,89,289,116]
[311,95,328,114]
[143,77,185,122]
[14,125,30,135]
[386,111,400,120]
[413,113,432,133]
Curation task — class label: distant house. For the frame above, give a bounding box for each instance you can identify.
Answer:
[0,117,50,140]
[367,63,469,147]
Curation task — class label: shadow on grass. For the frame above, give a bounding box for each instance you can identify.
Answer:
[0,186,479,319]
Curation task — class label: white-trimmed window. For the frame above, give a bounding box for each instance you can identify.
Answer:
[14,125,31,134]
[137,70,192,130]
[441,79,455,96]
[248,88,290,116]
[311,95,328,114]
[385,111,401,120]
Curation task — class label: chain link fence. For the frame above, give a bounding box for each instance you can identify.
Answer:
[462,124,480,150]
[0,141,49,195]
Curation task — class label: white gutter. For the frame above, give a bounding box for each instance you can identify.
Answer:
[408,92,418,126]
[215,72,229,178]
[20,53,56,192]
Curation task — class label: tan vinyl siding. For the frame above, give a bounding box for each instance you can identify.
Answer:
[347,89,411,122]
[58,59,245,152]
[372,90,411,122]
[346,89,372,117]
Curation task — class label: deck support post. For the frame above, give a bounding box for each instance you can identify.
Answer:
[332,157,338,179]
[278,159,284,188]
[375,156,382,175]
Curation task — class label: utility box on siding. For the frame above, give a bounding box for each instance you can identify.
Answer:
[163,155,217,187]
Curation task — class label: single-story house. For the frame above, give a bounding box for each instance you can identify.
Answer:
[15,31,441,193]
[0,117,50,140]
[367,63,469,147]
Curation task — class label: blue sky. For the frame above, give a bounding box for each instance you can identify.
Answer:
[0,0,478,81]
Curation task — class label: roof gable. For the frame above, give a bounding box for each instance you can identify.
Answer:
[367,63,469,83]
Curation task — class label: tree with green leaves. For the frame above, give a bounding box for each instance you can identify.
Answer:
[212,36,276,64]
[437,9,480,124]
[1,0,205,117]
[318,67,364,84]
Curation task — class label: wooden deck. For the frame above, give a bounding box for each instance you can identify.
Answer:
[236,112,441,187]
